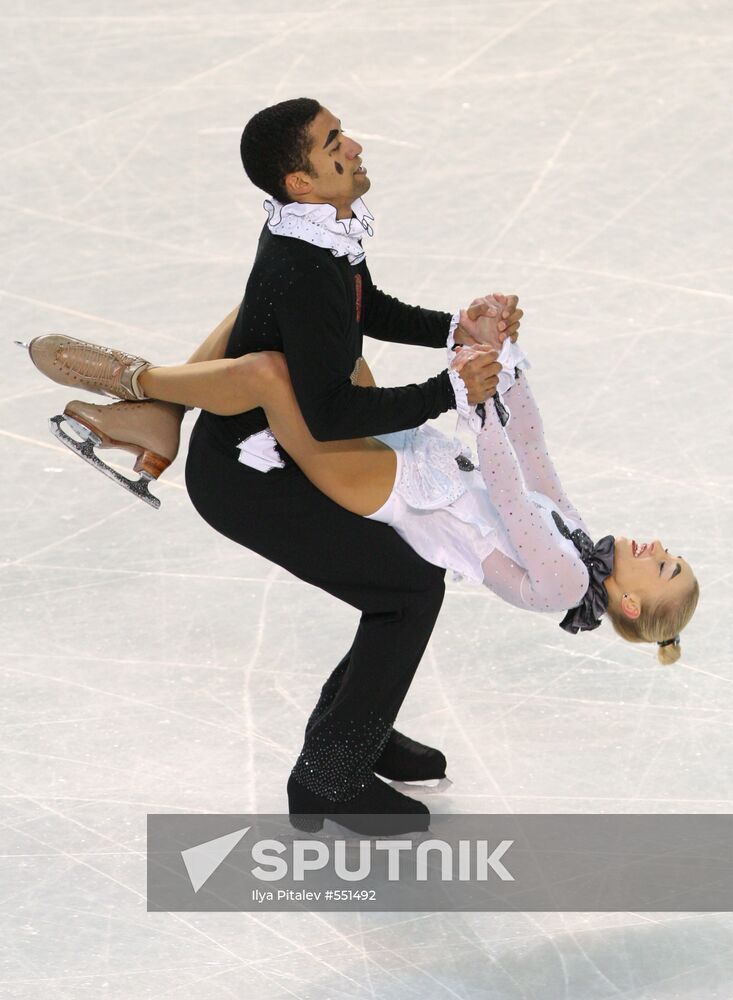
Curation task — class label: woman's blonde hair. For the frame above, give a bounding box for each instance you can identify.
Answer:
[606,576,700,664]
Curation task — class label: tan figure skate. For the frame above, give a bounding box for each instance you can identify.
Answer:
[51,398,184,509]
[18,334,153,400]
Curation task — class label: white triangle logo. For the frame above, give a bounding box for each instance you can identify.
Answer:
[181,826,251,892]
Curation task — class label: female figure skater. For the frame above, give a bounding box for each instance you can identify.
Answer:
[23,313,699,663]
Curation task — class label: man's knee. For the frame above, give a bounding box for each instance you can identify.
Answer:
[406,567,446,620]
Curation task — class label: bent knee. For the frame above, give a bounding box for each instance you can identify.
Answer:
[225,352,290,408]
[254,350,289,384]
[412,570,446,614]
[229,350,288,384]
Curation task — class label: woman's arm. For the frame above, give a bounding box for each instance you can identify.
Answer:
[502,372,589,535]
[475,399,589,613]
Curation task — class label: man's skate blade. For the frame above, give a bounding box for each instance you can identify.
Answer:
[48,414,160,509]
[387,776,453,796]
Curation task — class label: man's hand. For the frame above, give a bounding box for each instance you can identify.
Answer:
[455,293,523,349]
[453,345,502,405]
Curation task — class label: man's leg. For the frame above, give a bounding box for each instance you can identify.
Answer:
[178,313,447,784]
[291,577,445,799]
[303,643,447,782]
[186,418,446,802]
[304,647,351,735]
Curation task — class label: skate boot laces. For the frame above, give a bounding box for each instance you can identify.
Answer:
[56,341,146,399]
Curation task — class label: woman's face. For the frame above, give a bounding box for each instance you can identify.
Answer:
[611,537,694,612]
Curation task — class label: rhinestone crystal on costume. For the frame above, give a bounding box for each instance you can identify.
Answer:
[292,708,393,801]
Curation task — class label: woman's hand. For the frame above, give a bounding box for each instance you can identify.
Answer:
[456,293,523,349]
[492,293,523,343]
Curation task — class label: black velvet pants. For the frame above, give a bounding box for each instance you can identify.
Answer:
[185,418,446,802]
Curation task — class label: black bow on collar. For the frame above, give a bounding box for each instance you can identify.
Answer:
[551,510,615,634]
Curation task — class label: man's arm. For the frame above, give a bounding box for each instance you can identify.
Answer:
[361,266,453,349]
[275,270,500,441]
[362,267,524,355]
[278,271,453,440]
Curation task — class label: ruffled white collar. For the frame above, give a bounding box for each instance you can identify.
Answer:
[263,196,375,265]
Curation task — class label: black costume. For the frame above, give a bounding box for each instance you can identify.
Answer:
[185,200,458,802]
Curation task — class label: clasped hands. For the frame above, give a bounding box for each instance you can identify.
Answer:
[454,293,523,405]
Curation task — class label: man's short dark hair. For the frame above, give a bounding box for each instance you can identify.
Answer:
[240,97,322,205]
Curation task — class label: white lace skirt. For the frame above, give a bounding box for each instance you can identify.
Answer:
[367,426,512,585]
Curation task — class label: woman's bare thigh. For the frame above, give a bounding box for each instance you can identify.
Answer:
[259,356,397,517]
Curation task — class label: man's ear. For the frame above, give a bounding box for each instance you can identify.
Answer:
[284,172,312,198]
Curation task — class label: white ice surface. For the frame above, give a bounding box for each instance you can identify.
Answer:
[2,1,732,997]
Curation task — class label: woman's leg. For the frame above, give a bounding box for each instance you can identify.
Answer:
[185,304,239,365]
[139,348,379,415]
[255,353,397,517]
[141,350,395,515]
[138,303,259,412]
[138,355,265,415]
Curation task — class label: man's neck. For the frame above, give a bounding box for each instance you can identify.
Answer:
[292,197,353,220]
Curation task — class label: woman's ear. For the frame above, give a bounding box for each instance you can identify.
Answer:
[620,592,641,620]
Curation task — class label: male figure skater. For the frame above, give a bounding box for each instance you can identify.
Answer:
[24,98,522,835]
[184,98,521,834]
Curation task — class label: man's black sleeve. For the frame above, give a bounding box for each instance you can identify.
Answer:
[276,270,456,442]
[360,263,454,349]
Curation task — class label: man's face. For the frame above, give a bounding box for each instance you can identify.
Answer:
[284,106,370,216]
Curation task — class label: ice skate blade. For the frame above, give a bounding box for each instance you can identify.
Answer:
[49,414,161,509]
[387,776,453,796]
